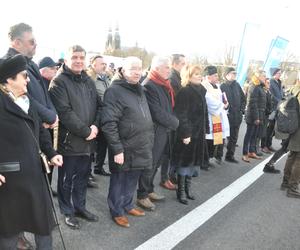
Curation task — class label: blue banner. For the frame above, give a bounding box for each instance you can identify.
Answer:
[263,36,289,77]
[236,23,260,86]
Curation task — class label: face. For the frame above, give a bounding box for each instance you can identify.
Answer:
[259,73,267,83]
[207,73,219,84]
[174,56,186,73]
[156,62,171,80]
[6,70,29,97]
[226,71,237,81]
[66,51,86,74]
[92,57,107,75]
[274,70,281,80]
[265,79,270,89]
[17,31,37,58]
[190,70,202,84]
[123,62,142,84]
[41,66,58,81]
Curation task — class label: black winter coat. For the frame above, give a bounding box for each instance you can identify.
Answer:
[172,84,209,167]
[49,65,101,155]
[143,78,179,165]
[0,91,56,236]
[220,80,246,127]
[169,69,182,96]
[3,48,57,124]
[245,82,267,125]
[101,78,154,172]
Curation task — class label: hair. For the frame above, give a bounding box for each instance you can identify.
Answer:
[90,55,103,64]
[171,54,185,65]
[251,69,266,85]
[181,65,202,87]
[151,56,170,70]
[8,23,32,41]
[67,45,86,56]
[122,56,142,70]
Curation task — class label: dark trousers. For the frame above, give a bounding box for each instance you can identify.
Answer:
[95,132,108,171]
[160,154,176,183]
[0,234,52,250]
[226,125,240,159]
[137,163,159,199]
[265,119,275,148]
[57,155,90,215]
[243,123,259,155]
[267,139,289,165]
[283,151,300,187]
[206,139,224,159]
[107,170,142,217]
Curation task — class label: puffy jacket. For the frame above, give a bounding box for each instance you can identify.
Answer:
[101,77,154,172]
[49,65,101,155]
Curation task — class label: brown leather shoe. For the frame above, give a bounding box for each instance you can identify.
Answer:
[160,180,176,190]
[242,155,250,163]
[113,216,130,228]
[127,208,145,216]
[248,152,262,159]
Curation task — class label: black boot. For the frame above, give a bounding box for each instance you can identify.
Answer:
[185,176,195,200]
[263,163,280,174]
[176,175,188,205]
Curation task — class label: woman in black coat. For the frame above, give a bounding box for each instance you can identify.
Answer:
[172,65,209,205]
[0,55,62,249]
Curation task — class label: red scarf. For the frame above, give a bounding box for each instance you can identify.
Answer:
[148,70,175,108]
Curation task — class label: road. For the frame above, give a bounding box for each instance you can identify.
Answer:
[27,122,300,250]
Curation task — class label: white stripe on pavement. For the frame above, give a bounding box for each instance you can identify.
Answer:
[135,154,287,250]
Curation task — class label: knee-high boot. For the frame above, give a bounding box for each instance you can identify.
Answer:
[176,175,188,205]
[185,176,195,200]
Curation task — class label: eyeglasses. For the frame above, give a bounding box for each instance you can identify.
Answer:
[20,71,28,80]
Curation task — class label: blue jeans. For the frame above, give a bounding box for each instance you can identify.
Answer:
[243,123,259,155]
[57,155,91,215]
[107,170,142,217]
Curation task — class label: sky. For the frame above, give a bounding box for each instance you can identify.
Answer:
[0,0,299,64]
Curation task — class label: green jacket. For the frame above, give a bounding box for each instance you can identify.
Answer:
[288,83,300,152]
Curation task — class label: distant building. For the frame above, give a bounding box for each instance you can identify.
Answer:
[105,25,121,52]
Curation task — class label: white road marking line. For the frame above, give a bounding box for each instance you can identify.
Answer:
[135,153,287,250]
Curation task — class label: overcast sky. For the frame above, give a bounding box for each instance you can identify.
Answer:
[0,0,298,63]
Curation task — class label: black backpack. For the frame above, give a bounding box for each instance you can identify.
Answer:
[275,90,300,134]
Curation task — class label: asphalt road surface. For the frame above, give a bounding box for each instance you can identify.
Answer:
[26,122,300,250]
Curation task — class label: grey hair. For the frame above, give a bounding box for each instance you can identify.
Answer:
[122,56,142,70]
[8,23,32,41]
[151,56,171,70]
[67,45,86,56]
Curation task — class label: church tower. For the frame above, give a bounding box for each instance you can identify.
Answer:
[113,24,121,50]
[105,27,113,52]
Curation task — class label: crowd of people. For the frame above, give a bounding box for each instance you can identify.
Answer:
[0,22,300,250]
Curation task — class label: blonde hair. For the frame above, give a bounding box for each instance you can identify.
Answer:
[181,65,202,87]
[251,69,266,86]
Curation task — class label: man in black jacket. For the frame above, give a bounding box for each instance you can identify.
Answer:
[101,57,154,227]
[221,67,246,163]
[50,45,101,230]
[137,56,179,211]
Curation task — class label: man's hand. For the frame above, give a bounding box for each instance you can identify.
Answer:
[50,155,63,167]
[86,125,98,141]
[49,115,59,129]
[254,119,260,125]
[114,153,124,165]
[0,174,6,186]
[183,137,191,145]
